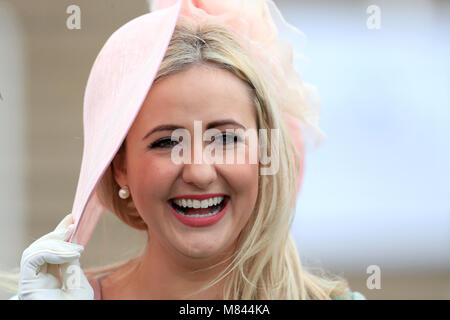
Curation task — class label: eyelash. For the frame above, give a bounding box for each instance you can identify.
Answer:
[148,133,243,149]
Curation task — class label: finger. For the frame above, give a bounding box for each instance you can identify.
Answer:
[20,242,84,294]
[22,249,81,276]
[19,269,61,293]
[37,223,75,242]
[64,223,76,242]
[37,263,63,283]
[21,243,83,281]
[54,213,74,232]
[22,231,83,265]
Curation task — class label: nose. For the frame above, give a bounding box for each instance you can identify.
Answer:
[181,141,218,189]
[182,161,217,189]
[179,126,218,189]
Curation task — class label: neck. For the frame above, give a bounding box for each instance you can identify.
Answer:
[118,234,236,299]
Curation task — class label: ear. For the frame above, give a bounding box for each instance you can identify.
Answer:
[112,151,128,187]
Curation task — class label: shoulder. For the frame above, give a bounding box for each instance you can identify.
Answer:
[332,290,367,300]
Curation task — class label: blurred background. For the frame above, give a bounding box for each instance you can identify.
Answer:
[0,0,449,299]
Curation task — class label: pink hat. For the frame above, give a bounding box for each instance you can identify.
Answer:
[68,0,325,246]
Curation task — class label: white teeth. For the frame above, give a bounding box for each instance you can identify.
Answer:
[200,200,209,208]
[173,196,224,208]
[173,205,222,217]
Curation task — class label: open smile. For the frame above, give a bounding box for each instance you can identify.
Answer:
[167,194,231,227]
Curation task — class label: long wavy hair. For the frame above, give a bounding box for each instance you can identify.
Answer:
[84,19,351,299]
[1,19,352,300]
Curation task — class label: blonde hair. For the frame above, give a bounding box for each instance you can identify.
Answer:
[1,19,352,299]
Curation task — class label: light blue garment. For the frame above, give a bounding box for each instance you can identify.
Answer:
[332,290,367,300]
[350,291,366,300]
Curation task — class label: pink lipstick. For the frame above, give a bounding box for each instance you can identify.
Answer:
[167,195,230,227]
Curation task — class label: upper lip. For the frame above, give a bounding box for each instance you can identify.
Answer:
[169,193,229,201]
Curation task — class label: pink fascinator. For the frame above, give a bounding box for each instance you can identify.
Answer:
[68,0,326,246]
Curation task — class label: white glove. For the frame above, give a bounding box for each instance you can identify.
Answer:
[9,214,94,300]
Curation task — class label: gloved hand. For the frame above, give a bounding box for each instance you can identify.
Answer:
[9,214,94,300]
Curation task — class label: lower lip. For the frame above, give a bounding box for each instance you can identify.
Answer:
[168,197,230,228]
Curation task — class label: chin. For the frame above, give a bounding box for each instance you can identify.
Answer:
[177,240,226,260]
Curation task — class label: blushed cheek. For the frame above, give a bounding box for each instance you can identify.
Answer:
[225,162,259,207]
[238,164,259,227]
[129,157,179,208]
[234,144,259,199]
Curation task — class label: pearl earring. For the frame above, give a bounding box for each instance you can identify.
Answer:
[118,185,130,199]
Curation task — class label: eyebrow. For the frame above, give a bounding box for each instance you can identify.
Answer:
[142,119,247,141]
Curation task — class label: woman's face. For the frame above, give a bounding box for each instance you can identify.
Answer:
[113,64,259,262]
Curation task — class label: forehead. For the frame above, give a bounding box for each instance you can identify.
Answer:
[132,64,257,130]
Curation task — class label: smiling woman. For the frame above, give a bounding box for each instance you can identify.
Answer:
[2,0,364,300]
[82,21,353,299]
[106,63,261,298]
